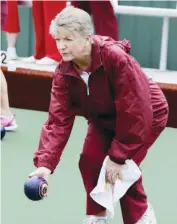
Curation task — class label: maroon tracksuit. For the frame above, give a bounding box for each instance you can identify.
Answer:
[71,0,118,40]
[33,36,168,224]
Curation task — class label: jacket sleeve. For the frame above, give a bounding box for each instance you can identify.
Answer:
[33,70,75,173]
[108,49,153,164]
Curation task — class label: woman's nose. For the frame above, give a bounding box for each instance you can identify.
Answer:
[57,41,66,51]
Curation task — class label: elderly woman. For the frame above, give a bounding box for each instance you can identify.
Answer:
[29,6,168,224]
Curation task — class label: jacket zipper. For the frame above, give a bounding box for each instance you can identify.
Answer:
[62,71,91,96]
[80,72,91,96]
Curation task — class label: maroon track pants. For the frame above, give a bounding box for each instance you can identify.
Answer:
[79,106,168,224]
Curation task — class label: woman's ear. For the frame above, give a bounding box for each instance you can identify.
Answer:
[88,33,93,44]
[85,34,93,46]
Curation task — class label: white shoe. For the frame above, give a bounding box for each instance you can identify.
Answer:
[136,203,157,224]
[7,47,18,60]
[22,56,36,63]
[83,216,108,224]
[35,56,58,65]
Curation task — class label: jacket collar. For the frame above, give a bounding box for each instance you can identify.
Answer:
[57,35,102,78]
[86,35,102,73]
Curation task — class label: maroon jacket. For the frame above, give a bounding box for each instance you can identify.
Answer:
[33,35,167,172]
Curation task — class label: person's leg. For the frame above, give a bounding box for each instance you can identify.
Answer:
[3,0,20,60]
[89,1,118,40]
[0,71,17,131]
[0,71,12,117]
[79,124,114,222]
[32,0,45,60]
[120,106,168,224]
[80,125,155,224]
[22,0,45,63]
[39,0,66,64]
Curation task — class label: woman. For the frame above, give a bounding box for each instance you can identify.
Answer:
[29,6,168,224]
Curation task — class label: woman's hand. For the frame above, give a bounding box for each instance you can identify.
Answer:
[105,158,124,184]
[29,167,51,182]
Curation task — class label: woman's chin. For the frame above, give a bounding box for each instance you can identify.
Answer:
[62,55,73,62]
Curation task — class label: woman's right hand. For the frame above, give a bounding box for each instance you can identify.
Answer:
[28,167,51,182]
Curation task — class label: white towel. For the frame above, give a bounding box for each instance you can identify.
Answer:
[90,156,141,217]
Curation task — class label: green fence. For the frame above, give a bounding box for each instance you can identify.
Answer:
[1,1,177,70]
[117,1,177,70]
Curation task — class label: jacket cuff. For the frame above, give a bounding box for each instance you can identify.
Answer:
[109,155,125,164]
[108,139,127,164]
[34,161,55,174]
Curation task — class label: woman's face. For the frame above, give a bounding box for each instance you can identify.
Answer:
[55,27,91,62]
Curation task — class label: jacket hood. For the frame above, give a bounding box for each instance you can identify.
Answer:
[93,35,131,54]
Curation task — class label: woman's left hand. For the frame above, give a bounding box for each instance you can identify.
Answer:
[106,158,124,185]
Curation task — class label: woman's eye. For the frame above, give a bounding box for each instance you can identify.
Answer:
[56,38,72,42]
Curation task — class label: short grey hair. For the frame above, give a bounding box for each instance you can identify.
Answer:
[50,6,94,38]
